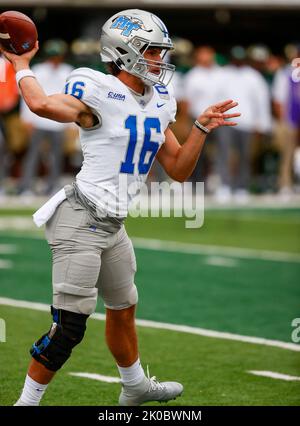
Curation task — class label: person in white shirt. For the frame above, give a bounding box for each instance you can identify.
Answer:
[18,39,73,195]
[216,46,272,202]
[183,46,224,187]
[167,38,195,145]
[2,9,240,406]
[184,46,223,119]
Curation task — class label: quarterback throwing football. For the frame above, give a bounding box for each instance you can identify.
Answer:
[2,9,240,406]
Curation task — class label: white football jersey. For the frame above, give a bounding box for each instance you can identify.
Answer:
[65,68,177,217]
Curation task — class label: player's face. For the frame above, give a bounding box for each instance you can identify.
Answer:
[143,47,164,75]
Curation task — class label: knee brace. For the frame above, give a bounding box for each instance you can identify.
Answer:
[30,306,89,371]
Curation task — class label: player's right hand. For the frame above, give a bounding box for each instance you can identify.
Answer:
[0,40,39,70]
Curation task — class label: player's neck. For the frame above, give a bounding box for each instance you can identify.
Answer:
[117,72,146,95]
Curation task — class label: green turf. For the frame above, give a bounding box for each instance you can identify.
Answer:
[0,307,299,406]
[0,236,52,303]
[1,208,300,253]
[0,209,299,406]
[135,248,300,342]
[0,209,36,217]
[0,234,299,342]
[125,213,300,254]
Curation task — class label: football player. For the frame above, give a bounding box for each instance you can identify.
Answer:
[2,9,240,406]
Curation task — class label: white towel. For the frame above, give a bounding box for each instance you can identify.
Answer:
[33,188,67,227]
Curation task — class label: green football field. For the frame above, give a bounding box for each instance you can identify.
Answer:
[0,207,300,406]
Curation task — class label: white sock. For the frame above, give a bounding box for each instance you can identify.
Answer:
[117,358,145,386]
[16,374,48,406]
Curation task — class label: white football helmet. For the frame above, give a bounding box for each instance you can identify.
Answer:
[100,9,175,86]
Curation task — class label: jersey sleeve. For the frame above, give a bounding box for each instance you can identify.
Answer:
[64,67,101,111]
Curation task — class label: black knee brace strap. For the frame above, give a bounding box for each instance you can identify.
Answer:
[30,306,89,371]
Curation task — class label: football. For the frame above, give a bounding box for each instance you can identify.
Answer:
[0,10,37,55]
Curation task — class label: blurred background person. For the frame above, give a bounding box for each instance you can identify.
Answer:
[247,44,271,82]
[215,46,272,203]
[183,45,223,190]
[169,37,194,145]
[71,37,105,72]
[246,44,276,194]
[0,55,20,200]
[272,43,300,199]
[18,39,74,197]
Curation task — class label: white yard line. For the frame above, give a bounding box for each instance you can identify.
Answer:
[0,297,299,352]
[0,244,17,254]
[248,370,300,381]
[69,372,120,383]
[132,237,300,263]
[1,230,299,264]
[1,193,300,209]
[204,256,238,268]
[0,217,36,231]
[0,259,13,269]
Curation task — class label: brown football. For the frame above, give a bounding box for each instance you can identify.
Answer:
[0,10,37,55]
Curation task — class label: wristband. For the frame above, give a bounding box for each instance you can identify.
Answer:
[194,120,210,134]
[15,69,36,86]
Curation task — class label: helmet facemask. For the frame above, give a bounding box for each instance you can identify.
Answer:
[130,38,175,86]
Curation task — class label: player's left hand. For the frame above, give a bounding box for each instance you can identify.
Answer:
[197,99,241,132]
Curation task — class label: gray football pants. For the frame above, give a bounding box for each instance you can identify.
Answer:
[45,198,138,315]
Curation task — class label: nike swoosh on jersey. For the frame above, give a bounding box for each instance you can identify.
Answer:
[157,103,166,108]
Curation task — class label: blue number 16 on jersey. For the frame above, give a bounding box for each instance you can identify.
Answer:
[65,81,85,99]
[120,115,161,175]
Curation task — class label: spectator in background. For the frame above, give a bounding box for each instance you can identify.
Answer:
[70,38,106,72]
[169,37,194,145]
[265,53,285,86]
[247,44,271,82]
[18,39,73,196]
[183,46,223,188]
[150,37,194,183]
[215,46,272,203]
[272,44,300,198]
[0,56,20,198]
